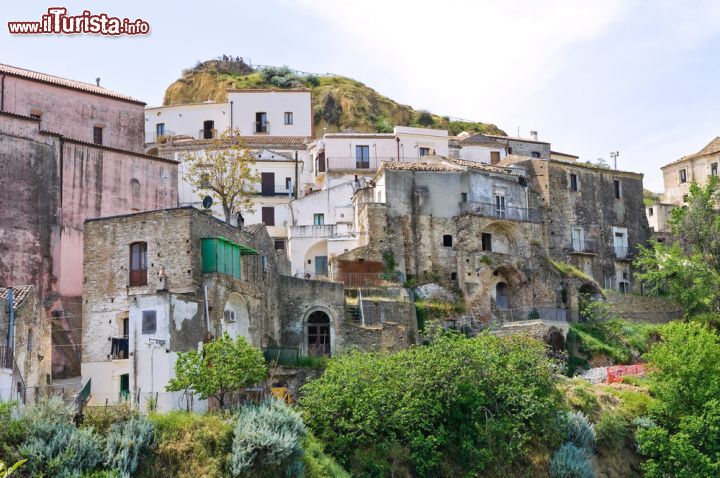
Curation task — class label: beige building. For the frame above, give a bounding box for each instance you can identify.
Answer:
[660,137,720,205]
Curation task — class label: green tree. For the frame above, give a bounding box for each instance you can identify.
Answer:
[635,177,720,316]
[635,322,720,476]
[182,129,260,223]
[166,333,267,409]
[300,333,562,477]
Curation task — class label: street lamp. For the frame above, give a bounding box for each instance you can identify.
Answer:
[610,151,619,170]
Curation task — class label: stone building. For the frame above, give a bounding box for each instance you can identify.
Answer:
[81,207,416,410]
[449,131,551,164]
[0,285,52,403]
[500,156,650,292]
[0,64,178,377]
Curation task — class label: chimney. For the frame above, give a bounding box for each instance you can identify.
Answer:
[530,130,538,142]
[96,77,101,87]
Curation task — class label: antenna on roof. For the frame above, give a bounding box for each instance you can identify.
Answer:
[610,151,620,170]
[96,78,101,87]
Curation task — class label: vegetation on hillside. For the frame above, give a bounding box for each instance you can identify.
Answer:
[163,61,505,137]
[643,189,659,207]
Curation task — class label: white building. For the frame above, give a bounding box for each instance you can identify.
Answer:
[145,89,313,142]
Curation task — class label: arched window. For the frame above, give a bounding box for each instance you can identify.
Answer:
[306,311,331,356]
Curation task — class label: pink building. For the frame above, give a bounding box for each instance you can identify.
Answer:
[0,64,177,377]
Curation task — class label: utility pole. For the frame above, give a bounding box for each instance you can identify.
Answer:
[610,151,619,170]
[6,287,14,352]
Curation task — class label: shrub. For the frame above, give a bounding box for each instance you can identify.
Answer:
[549,443,594,478]
[230,399,306,477]
[83,403,138,434]
[20,395,75,424]
[594,412,629,448]
[302,434,350,478]
[21,420,103,477]
[140,411,234,478]
[0,402,28,465]
[563,411,596,451]
[301,334,562,477]
[105,417,155,477]
[304,74,320,87]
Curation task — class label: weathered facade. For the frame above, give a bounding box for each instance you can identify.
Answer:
[0,65,178,377]
[81,207,415,410]
[0,286,52,402]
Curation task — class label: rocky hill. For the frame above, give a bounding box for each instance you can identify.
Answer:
[163,59,505,137]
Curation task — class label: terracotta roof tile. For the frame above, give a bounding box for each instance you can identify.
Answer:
[166,136,309,147]
[0,63,144,104]
[379,155,517,175]
[662,137,720,169]
[0,285,35,311]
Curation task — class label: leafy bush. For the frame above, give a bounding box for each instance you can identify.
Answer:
[301,334,562,477]
[105,417,155,477]
[83,403,138,434]
[21,420,103,477]
[302,434,350,478]
[20,395,75,424]
[594,412,629,448]
[304,74,320,87]
[563,411,596,451]
[230,399,306,477]
[0,401,28,465]
[140,411,234,478]
[549,443,595,478]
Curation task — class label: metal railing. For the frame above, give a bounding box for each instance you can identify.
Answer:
[335,272,402,287]
[570,238,598,254]
[288,224,336,238]
[257,184,295,197]
[496,306,567,323]
[145,130,177,143]
[460,202,542,223]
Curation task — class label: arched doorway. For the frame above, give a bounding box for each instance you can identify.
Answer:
[223,293,251,342]
[306,310,331,356]
[495,282,509,309]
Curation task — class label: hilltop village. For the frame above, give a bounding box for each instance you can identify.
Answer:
[0,59,703,411]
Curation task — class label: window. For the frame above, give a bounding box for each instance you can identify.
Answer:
[507,147,513,154]
[613,180,621,199]
[419,147,430,157]
[202,120,214,139]
[156,123,165,137]
[262,256,269,272]
[129,242,147,286]
[313,213,325,225]
[141,310,157,334]
[461,192,468,203]
[531,151,541,158]
[284,112,293,125]
[93,126,103,145]
[712,163,718,176]
[262,206,275,226]
[683,194,689,203]
[274,240,286,251]
[27,329,33,353]
[261,172,275,196]
[495,195,506,218]
[569,173,578,192]
[571,227,584,252]
[450,272,457,281]
[356,145,370,169]
[613,227,628,258]
[481,233,492,251]
[679,169,687,183]
[255,112,268,133]
[119,374,130,401]
[648,207,654,216]
[285,177,292,190]
[443,235,453,247]
[201,237,255,279]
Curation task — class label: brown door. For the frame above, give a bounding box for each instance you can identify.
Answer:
[490,151,500,165]
[317,152,326,173]
[261,172,275,196]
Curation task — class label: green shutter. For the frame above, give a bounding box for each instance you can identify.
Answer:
[232,244,241,278]
[201,238,217,273]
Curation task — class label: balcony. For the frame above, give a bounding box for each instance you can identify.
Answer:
[110,337,129,360]
[253,121,270,134]
[258,184,295,197]
[460,202,542,223]
[288,224,336,239]
[614,246,632,260]
[570,238,598,255]
[145,130,176,143]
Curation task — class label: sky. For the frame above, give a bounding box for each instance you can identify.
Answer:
[2,1,720,192]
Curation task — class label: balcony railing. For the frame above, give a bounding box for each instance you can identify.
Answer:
[570,238,598,254]
[110,337,129,360]
[258,184,295,197]
[288,224,336,238]
[614,246,630,259]
[145,130,177,143]
[496,306,567,323]
[0,346,13,370]
[460,202,542,223]
[253,121,269,134]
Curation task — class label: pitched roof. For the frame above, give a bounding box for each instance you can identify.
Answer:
[662,137,720,169]
[165,135,309,147]
[379,155,517,176]
[244,223,266,234]
[0,63,144,104]
[0,285,35,311]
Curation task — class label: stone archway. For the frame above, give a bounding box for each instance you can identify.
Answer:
[223,293,251,343]
[302,306,336,357]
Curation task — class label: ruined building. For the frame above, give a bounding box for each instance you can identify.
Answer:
[81,207,417,410]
